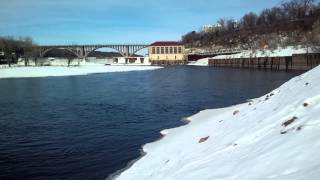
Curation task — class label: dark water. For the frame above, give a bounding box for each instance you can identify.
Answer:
[0,66,302,180]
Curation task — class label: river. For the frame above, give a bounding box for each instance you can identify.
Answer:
[0,66,302,180]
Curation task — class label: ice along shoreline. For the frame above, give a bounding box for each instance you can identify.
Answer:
[0,65,162,79]
[114,65,320,180]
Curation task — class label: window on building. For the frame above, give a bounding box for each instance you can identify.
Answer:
[178,47,182,54]
[174,47,177,54]
[161,47,165,54]
[169,47,173,54]
[152,47,156,54]
[165,47,169,54]
[156,47,160,54]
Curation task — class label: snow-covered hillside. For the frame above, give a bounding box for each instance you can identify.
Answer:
[0,65,162,79]
[115,65,320,180]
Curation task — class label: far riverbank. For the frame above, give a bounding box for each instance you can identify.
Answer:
[0,65,162,79]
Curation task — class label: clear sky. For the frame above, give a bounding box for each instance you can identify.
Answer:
[0,0,284,45]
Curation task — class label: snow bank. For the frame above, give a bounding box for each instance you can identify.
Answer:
[187,58,210,66]
[189,47,319,67]
[213,46,319,60]
[115,65,320,180]
[0,65,162,79]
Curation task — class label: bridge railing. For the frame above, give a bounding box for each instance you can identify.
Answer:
[39,44,149,48]
[38,44,150,58]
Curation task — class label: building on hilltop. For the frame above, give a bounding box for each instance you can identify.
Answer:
[201,23,222,32]
[149,41,186,65]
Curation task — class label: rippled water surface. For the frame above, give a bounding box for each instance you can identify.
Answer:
[0,66,302,180]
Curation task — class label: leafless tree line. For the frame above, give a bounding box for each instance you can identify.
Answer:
[0,36,38,66]
[182,0,320,49]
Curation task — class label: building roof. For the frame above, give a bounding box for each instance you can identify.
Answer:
[150,41,183,46]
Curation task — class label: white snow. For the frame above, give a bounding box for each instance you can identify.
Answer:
[0,64,162,79]
[213,46,319,60]
[187,58,210,66]
[115,65,320,180]
[189,46,320,66]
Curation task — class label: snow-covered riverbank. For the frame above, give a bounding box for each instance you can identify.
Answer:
[188,46,319,67]
[0,65,162,79]
[187,58,209,66]
[115,65,320,180]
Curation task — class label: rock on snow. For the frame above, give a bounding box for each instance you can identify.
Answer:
[115,65,320,180]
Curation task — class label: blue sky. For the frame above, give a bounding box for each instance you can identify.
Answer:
[0,0,283,45]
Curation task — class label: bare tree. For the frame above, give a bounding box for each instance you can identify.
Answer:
[241,12,258,29]
[226,19,237,32]
[22,37,36,66]
[67,54,73,67]
[282,0,315,19]
[0,36,38,67]
[300,19,320,47]
[217,18,226,30]
[181,0,320,49]
[311,19,320,45]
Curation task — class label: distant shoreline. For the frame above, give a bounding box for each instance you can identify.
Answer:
[0,65,162,79]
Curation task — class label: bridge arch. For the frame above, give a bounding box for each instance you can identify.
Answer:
[84,46,125,58]
[132,46,149,56]
[41,48,81,59]
[39,44,150,59]
[84,45,149,58]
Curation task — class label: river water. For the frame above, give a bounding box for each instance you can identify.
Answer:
[0,66,302,180]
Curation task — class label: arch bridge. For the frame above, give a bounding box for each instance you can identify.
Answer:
[39,44,149,58]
